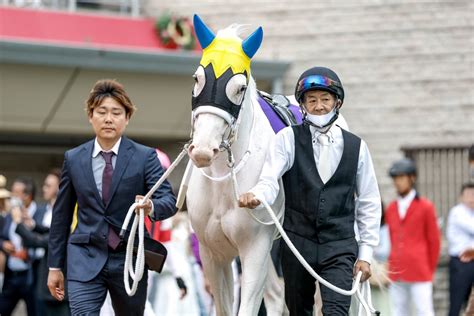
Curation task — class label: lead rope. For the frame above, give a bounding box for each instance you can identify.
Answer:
[259,197,378,316]
[121,145,189,296]
[225,146,378,315]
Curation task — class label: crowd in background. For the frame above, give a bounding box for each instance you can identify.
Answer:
[0,144,472,316]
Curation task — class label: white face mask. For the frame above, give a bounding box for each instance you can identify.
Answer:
[305,108,336,127]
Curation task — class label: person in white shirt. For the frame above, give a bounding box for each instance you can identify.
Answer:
[239,66,381,316]
[446,182,474,316]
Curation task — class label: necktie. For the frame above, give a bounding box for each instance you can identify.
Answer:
[100,151,114,204]
[317,134,331,183]
[100,151,121,249]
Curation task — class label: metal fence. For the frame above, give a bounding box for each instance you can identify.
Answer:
[402,145,472,230]
[3,0,141,17]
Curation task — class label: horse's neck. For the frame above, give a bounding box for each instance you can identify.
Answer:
[232,94,256,155]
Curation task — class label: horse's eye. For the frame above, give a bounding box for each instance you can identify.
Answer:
[226,74,247,105]
[193,74,198,82]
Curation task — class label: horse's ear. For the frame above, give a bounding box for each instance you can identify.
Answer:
[193,14,215,49]
[242,27,263,59]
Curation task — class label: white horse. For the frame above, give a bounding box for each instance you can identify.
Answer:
[185,15,285,316]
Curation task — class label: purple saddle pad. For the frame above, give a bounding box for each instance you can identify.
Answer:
[258,96,302,133]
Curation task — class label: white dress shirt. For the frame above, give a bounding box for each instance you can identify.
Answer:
[250,124,381,263]
[42,203,53,228]
[446,202,474,257]
[396,189,416,220]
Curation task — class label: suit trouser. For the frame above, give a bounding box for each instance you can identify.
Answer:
[389,281,434,316]
[449,256,474,316]
[0,270,36,316]
[281,232,358,316]
[68,251,148,316]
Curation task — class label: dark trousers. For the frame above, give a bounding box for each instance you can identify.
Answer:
[449,256,474,316]
[68,251,148,316]
[281,232,358,316]
[42,300,71,316]
[0,270,36,316]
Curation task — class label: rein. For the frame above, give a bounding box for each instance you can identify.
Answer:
[120,144,189,296]
[196,96,254,182]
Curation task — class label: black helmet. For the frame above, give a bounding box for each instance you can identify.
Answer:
[389,158,417,177]
[294,67,345,104]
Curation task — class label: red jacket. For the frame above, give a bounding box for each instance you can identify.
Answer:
[386,195,441,282]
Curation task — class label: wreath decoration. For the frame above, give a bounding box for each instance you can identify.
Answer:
[156,12,195,50]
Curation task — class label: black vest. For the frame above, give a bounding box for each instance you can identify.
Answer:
[282,124,361,244]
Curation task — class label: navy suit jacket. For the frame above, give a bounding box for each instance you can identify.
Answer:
[47,137,177,282]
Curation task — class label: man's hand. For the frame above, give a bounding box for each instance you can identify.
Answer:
[11,207,22,224]
[1,241,15,255]
[460,248,474,263]
[238,193,261,209]
[47,270,65,301]
[135,195,152,216]
[353,260,371,282]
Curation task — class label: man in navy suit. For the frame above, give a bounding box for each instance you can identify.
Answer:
[47,79,177,315]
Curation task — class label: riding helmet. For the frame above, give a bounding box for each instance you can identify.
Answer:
[388,158,417,177]
[294,66,345,104]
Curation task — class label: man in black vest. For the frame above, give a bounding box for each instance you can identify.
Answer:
[239,67,381,315]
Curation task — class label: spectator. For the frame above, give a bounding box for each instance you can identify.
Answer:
[0,175,10,215]
[10,177,38,223]
[446,182,474,316]
[0,175,11,292]
[0,177,38,315]
[14,169,70,316]
[385,158,441,316]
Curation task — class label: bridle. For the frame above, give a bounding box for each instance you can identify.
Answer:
[190,90,254,182]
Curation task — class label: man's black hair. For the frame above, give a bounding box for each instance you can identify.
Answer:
[461,182,474,194]
[13,176,36,200]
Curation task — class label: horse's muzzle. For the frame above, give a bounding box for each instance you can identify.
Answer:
[188,144,219,168]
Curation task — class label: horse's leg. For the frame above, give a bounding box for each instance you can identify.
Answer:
[263,259,288,316]
[237,231,273,316]
[200,245,234,316]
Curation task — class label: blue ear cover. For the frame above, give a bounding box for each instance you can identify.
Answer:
[242,27,263,58]
[193,14,215,49]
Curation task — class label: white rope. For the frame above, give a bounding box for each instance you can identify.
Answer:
[258,198,378,315]
[122,201,145,296]
[199,150,251,182]
[122,146,189,296]
[176,159,194,210]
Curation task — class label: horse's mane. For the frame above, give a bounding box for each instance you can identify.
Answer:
[216,24,249,40]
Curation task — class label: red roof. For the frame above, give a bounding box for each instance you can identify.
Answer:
[0,6,196,53]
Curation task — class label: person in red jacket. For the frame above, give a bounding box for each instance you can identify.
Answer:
[385,158,440,316]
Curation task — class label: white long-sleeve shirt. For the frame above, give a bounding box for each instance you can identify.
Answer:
[446,202,474,257]
[250,124,381,263]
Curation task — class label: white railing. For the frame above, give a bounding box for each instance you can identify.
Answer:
[3,0,141,17]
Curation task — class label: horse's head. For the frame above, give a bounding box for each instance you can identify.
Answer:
[188,15,263,168]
